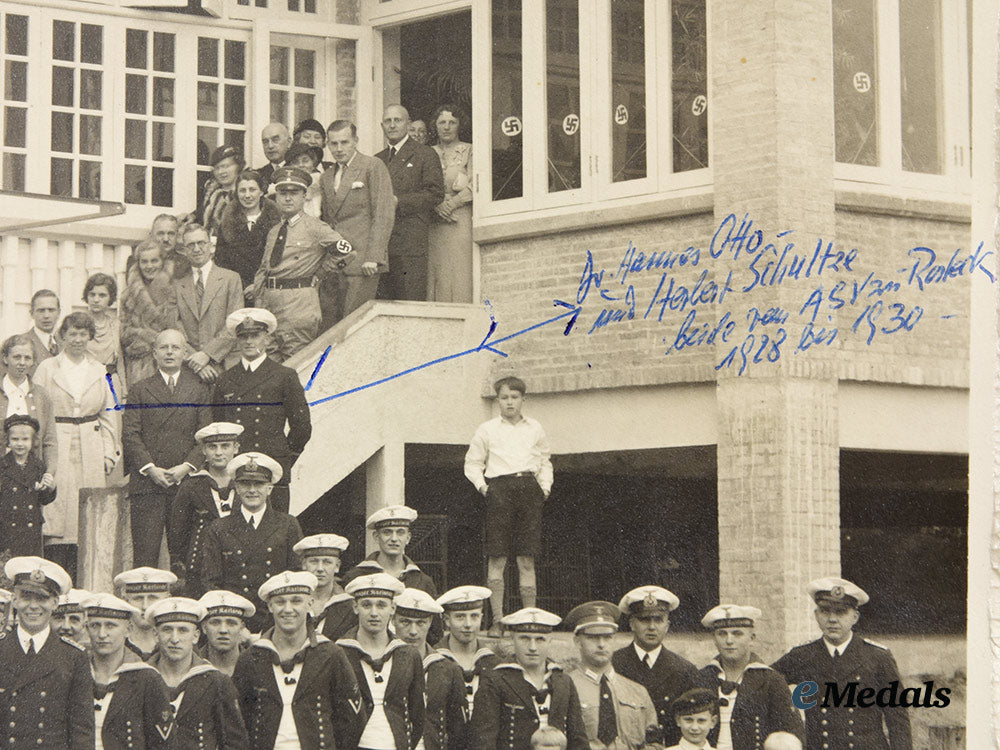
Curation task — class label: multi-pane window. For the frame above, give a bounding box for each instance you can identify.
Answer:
[50,20,104,199]
[196,35,247,202]
[124,29,176,207]
[236,0,317,11]
[481,0,708,216]
[1,12,27,191]
[833,0,968,182]
[270,41,317,131]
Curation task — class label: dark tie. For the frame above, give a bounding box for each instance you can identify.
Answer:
[388,145,396,160]
[248,515,256,530]
[270,220,290,267]
[195,270,204,308]
[358,650,390,683]
[220,502,232,513]
[597,674,617,745]
[25,638,35,656]
[833,648,840,660]
[533,686,550,717]
[643,653,652,669]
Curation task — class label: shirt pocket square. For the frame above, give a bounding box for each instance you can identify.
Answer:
[351,181,365,189]
[406,162,414,168]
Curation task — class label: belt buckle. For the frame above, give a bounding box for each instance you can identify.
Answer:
[266,277,277,289]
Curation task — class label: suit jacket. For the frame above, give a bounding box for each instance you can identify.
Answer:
[0,629,94,749]
[567,667,659,750]
[314,592,358,641]
[147,654,248,749]
[337,636,425,750]
[319,152,396,275]
[697,657,804,750]
[254,162,282,191]
[175,264,245,369]
[98,660,174,750]
[122,369,212,497]
[771,636,912,750]
[201,508,304,631]
[422,651,467,750]
[611,644,699,746]
[0,377,57,470]
[23,328,59,377]
[233,632,366,750]
[167,471,239,596]
[215,198,282,288]
[211,357,311,481]
[470,661,589,750]
[375,139,444,257]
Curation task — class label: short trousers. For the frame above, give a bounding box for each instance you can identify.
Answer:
[484,473,544,557]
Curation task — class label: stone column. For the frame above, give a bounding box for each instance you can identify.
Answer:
[365,441,405,554]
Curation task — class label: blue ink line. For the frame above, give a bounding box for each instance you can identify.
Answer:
[940,314,957,319]
[304,346,331,391]
[105,374,122,409]
[306,300,581,407]
[108,401,283,412]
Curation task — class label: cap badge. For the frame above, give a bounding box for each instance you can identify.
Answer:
[247,459,259,472]
[29,569,45,583]
[644,593,657,608]
[830,585,845,600]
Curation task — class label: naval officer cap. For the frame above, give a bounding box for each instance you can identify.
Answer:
[113,566,177,595]
[618,585,680,616]
[55,588,91,615]
[195,421,244,444]
[701,604,762,630]
[226,307,278,336]
[83,593,142,620]
[5,556,72,597]
[147,597,207,626]
[272,165,312,191]
[394,588,443,618]
[259,570,318,601]
[807,577,869,608]
[564,601,621,635]
[294,533,350,558]
[437,585,493,612]
[500,607,561,633]
[228,452,283,484]
[366,504,418,530]
[345,573,406,600]
[199,590,256,620]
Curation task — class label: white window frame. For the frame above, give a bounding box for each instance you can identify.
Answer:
[0,8,31,192]
[268,33,327,136]
[473,0,712,223]
[833,0,970,200]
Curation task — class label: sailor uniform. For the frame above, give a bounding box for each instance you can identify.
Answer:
[168,471,239,597]
[420,650,467,750]
[232,629,366,750]
[344,555,439,643]
[314,591,358,641]
[92,655,174,750]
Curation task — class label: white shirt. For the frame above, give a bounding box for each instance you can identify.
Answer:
[3,374,29,417]
[17,624,49,654]
[191,260,214,289]
[273,661,304,749]
[241,353,267,373]
[634,642,662,668]
[33,327,56,353]
[160,369,180,389]
[358,656,395,750]
[388,135,409,156]
[61,355,91,402]
[823,632,852,657]
[464,415,553,494]
[245,211,261,232]
[241,506,265,529]
[332,152,357,192]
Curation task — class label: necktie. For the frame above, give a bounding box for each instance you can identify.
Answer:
[195,269,204,308]
[597,674,617,745]
[168,375,176,394]
[833,648,840,660]
[247,219,255,233]
[220,502,232,513]
[333,163,344,191]
[270,220,290,268]
[248,515,256,529]
[388,145,396,160]
[533,685,550,718]
[48,337,58,356]
[25,638,35,656]
[643,653,652,669]
[358,650,391,682]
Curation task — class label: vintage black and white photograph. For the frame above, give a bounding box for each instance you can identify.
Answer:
[0,0,993,747]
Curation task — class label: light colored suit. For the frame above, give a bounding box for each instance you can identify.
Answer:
[174,263,244,371]
[320,151,396,322]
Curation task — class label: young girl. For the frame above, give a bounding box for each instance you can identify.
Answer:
[0,414,56,556]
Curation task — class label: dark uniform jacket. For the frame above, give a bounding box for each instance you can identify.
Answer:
[0,451,56,555]
[0,627,93,749]
[148,653,248,749]
[211,357,311,483]
[233,630,366,750]
[344,555,440,643]
[94,658,174,750]
[470,661,589,750]
[314,592,357,641]
[337,634,425,750]
[771,635,912,750]
[122,369,212,497]
[422,650,467,750]
[612,644,699,746]
[168,471,240,596]
[201,507,303,632]
[435,642,500,748]
[697,656,804,750]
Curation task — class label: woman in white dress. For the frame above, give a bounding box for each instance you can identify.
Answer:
[428,105,474,304]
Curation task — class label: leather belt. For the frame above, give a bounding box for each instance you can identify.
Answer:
[265,275,316,290]
[55,414,98,425]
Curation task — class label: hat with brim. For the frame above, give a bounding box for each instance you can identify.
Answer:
[618,585,680,616]
[226,307,278,336]
[565,601,620,635]
[228,452,283,484]
[272,166,311,191]
[807,577,869,608]
[5,556,71,597]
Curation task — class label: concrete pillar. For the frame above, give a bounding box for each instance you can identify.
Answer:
[365,441,405,554]
[711,0,842,653]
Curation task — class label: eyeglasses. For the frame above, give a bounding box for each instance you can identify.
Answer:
[185,240,211,249]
